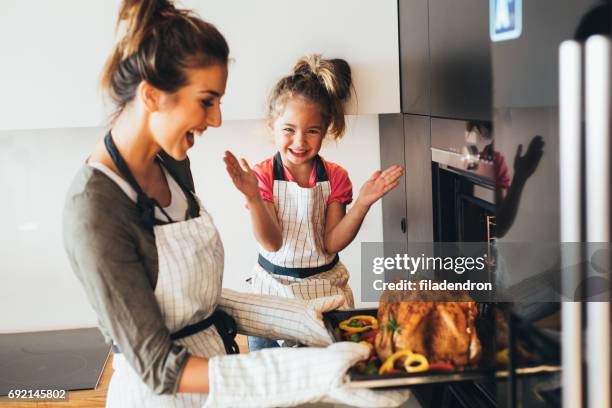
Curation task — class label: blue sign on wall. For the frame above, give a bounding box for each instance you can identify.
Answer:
[490,0,522,42]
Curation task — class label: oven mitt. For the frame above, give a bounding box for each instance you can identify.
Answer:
[218,288,343,347]
[203,342,410,408]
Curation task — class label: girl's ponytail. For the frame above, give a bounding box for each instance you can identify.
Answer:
[293,55,352,104]
[268,54,354,140]
[101,0,229,119]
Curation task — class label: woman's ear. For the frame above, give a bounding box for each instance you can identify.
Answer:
[138,81,161,112]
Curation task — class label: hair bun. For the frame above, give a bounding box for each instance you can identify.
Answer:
[115,0,177,59]
[292,54,352,103]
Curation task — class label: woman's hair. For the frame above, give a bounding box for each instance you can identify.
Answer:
[267,55,353,140]
[101,0,229,117]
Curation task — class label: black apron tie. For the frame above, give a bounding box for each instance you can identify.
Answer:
[112,309,239,355]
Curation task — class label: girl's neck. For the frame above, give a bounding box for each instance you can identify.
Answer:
[284,159,315,187]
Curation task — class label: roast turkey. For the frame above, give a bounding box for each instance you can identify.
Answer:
[374,286,482,368]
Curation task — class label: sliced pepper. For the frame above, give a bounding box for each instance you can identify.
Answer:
[361,329,379,342]
[428,362,454,372]
[404,352,429,373]
[378,350,413,375]
[339,315,379,333]
[496,348,509,365]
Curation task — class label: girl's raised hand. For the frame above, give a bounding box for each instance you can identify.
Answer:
[356,164,404,207]
[223,151,260,200]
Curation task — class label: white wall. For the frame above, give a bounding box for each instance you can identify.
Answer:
[0,116,380,332]
[0,0,399,130]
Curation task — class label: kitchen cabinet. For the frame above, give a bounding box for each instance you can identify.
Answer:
[0,0,400,131]
[379,114,408,251]
[379,113,433,248]
[399,0,430,115]
[428,0,492,121]
[403,114,433,242]
[398,0,492,121]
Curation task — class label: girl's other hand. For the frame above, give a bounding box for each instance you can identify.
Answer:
[356,165,404,207]
[223,151,260,201]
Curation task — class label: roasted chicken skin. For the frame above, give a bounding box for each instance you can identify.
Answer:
[375,288,482,368]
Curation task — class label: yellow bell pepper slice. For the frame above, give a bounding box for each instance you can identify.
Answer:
[496,348,509,365]
[378,350,413,375]
[404,352,429,373]
[339,315,379,333]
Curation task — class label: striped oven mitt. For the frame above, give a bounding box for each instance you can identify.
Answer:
[218,288,344,347]
[204,342,410,408]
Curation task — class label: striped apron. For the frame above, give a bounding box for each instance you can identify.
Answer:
[103,133,235,407]
[250,152,355,308]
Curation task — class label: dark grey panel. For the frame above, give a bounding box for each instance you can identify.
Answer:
[379,113,408,252]
[399,0,430,115]
[429,0,492,121]
[404,114,434,242]
[492,0,600,108]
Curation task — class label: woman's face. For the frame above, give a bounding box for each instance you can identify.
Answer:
[149,63,228,160]
[272,97,326,168]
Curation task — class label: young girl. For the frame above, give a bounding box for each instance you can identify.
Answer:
[224,55,404,350]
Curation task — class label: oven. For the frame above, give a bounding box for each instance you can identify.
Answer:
[431,118,497,245]
[426,117,562,408]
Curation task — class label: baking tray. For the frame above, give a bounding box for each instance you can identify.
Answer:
[323,308,561,389]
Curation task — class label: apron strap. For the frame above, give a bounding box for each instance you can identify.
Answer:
[112,309,239,355]
[272,152,330,182]
[314,155,329,182]
[272,152,286,180]
[156,154,200,220]
[104,131,197,226]
[257,254,339,278]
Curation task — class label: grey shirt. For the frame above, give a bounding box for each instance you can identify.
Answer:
[62,154,198,395]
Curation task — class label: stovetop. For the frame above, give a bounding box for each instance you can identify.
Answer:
[0,328,110,395]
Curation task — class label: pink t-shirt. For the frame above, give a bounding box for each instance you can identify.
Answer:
[253,155,353,205]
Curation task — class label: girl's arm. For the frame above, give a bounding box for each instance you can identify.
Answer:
[223,151,282,251]
[324,165,403,253]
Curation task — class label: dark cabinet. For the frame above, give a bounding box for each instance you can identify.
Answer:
[428,0,492,121]
[403,114,434,242]
[398,0,492,121]
[380,114,433,247]
[399,0,430,115]
[379,114,408,251]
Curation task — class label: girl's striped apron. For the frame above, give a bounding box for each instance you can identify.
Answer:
[250,153,355,309]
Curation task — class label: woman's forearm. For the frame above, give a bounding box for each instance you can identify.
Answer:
[324,201,370,254]
[247,196,282,251]
[177,355,209,393]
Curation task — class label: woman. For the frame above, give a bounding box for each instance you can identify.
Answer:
[62,0,408,407]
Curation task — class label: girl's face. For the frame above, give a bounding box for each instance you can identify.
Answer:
[149,63,228,160]
[272,97,326,168]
